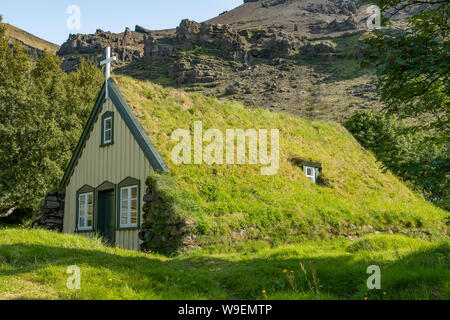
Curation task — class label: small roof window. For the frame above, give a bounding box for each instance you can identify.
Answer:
[289,158,322,184]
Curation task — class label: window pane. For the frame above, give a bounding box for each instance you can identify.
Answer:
[79,193,93,229]
[79,200,85,220]
[131,199,137,211]
[121,188,128,201]
[131,187,138,199]
[130,212,137,224]
[120,208,127,224]
[121,200,128,212]
[105,118,112,130]
[105,130,111,142]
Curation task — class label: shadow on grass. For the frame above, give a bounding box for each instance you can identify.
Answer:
[0,242,448,300]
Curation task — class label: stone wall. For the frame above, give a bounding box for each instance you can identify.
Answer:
[30,191,65,232]
[139,175,196,255]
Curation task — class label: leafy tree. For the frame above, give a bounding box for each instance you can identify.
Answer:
[345,111,449,210]
[0,28,103,217]
[357,1,449,210]
[362,0,449,139]
[0,23,33,214]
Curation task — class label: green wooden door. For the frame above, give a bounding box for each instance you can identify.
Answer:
[97,190,115,246]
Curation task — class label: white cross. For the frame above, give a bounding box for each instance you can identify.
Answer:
[100,47,117,99]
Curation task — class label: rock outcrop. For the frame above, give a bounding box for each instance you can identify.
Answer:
[306,0,360,15]
[58,28,145,72]
[301,40,336,56]
[310,16,358,34]
[135,25,152,34]
[144,19,302,79]
[144,20,251,65]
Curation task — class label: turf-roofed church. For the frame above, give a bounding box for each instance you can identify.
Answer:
[60,48,168,250]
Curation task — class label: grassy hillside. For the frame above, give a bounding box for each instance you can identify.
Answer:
[3,23,59,54]
[0,228,448,300]
[113,76,448,246]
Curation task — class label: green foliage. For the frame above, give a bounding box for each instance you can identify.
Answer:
[0,30,103,215]
[362,0,449,138]
[345,111,449,210]
[0,228,448,299]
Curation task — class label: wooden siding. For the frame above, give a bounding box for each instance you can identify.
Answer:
[63,99,153,251]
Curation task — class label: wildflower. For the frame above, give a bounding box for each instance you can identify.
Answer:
[262,290,266,295]
[108,278,112,282]
[383,292,387,295]
[290,270,294,273]
[192,281,196,284]
[283,269,287,273]
[364,297,368,300]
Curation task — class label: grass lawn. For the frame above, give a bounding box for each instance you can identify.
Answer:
[0,228,448,300]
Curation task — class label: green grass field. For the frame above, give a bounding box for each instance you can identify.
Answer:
[0,228,448,300]
[2,76,447,300]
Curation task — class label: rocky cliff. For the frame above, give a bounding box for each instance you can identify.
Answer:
[56,0,390,121]
[57,27,146,72]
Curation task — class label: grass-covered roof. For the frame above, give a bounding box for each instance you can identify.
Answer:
[112,75,447,245]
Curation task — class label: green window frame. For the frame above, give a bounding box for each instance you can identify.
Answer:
[117,177,140,230]
[76,185,95,232]
[101,111,114,147]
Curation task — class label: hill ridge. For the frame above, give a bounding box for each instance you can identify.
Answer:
[3,23,59,55]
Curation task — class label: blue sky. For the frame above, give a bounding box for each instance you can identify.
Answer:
[1,0,242,45]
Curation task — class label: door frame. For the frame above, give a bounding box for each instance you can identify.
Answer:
[96,181,116,245]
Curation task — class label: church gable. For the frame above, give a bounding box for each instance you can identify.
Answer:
[60,79,168,189]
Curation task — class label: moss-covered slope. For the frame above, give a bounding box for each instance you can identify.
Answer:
[113,75,447,245]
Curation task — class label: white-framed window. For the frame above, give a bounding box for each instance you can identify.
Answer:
[304,166,317,184]
[78,192,93,231]
[120,185,138,228]
[103,116,113,144]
